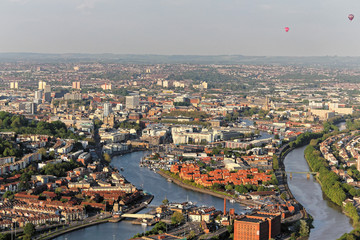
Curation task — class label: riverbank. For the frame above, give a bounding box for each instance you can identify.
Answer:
[157,170,259,207]
[304,143,359,227]
[38,194,154,240]
[38,218,110,240]
[284,145,353,240]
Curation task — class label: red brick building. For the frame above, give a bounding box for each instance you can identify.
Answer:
[234,212,281,240]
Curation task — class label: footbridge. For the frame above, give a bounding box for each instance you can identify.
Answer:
[121,213,155,219]
[286,171,318,179]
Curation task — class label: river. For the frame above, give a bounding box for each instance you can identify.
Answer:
[284,146,353,240]
[54,151,247,240]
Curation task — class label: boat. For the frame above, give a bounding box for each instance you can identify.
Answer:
[167,178,172,182]
[120,167,124,171]
[229,199,235,203]
[141,222,147,226]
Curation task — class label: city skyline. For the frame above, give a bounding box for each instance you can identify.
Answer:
[1,0,360,56]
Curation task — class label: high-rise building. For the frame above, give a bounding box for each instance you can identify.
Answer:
[34,90,43,104]
[44,92,51,102]
[103,102,112,117]
[10,81,18,89]
[43,85,52,102]
[72,81,81,89]
[115,103,123,111]
[25,102,37,115]
[126,95,140,109]
[38,81,47,90]
[44,85,51,93]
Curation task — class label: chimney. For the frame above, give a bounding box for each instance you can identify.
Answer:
[224,198,227,215]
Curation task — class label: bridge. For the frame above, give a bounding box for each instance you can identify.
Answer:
[121,213,155,219]
[285,172,318,179]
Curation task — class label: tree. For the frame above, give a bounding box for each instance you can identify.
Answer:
[272,155,279,170]
[162,197,169,205]
[0,233,10,240]
[103,153,111,163]
[37,148,47,158]
[24,223,36,238]
[171,212,184,225]
[55,187,63,195]
[235,185,248,194]
[23,235,31,240]
[188,230,196,240]
[3,191,14,200]
[299,220,309,237]
[225,184,233,191]
[49,151,56,159]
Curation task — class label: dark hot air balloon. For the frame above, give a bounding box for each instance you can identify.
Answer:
[348,14,354,21]
[285,27,289,32]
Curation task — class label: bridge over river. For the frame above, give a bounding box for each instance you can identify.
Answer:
[121,213,155,219]
[285,171,318,179]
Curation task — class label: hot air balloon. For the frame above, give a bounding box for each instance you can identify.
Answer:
[348,14,354,21]
[285,27,289,32]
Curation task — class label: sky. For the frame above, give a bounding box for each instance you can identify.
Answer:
[0,0,360,56]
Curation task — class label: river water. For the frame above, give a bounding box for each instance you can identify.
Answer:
[284,146,353,240]
[54,151,247,240]
[53,123,353,240]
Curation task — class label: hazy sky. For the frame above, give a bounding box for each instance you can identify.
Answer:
[1,0,360,56]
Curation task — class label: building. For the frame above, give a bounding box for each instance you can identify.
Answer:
[34,90,43,104]
[38,80,46,90]
[10,81,18,89]
[101,83,112,90]
[26,102,37,115]
[72,81,81,89]
[103,102,111,117]
[64,93,82,101]
[126,95,140,109]
[234,212,281,240]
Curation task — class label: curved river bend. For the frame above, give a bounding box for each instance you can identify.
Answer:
[54,151,246,240]
[54,127,352,240]
[284,146,353,240]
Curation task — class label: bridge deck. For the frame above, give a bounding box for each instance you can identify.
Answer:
[121,213,155,219]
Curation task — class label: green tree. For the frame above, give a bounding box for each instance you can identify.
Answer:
[0,233,10,240]
[3,191,14,200]
[162,197,169,205]
[24,223,36,237]
[272,155,279,170]
[103,153,112,163]
[280,192,287,200]
[225,184,233,191]
[188,230,196,240]
[299,220,309,237]
[37,147,47,158]
[235,185,248,194]
[171,212,185,225]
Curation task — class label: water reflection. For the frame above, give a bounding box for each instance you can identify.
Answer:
[54,151,246,240]
[285,146,353,240]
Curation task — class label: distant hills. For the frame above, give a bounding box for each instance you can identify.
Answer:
[0,53,360,66]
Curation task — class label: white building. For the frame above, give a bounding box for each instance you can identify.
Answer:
[103,102,112,117]
[126,95,140,109]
